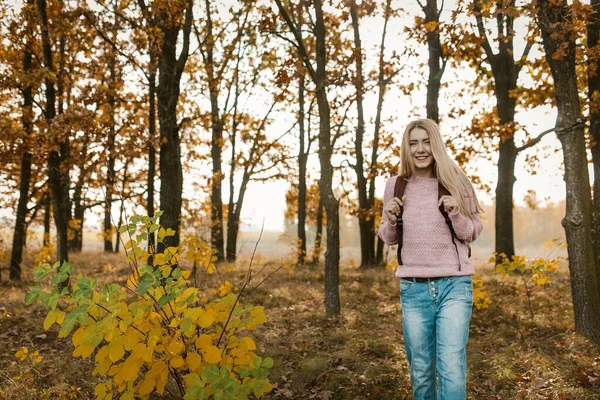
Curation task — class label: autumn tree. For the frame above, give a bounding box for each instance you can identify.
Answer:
[8,0,36,280]
[195,0,256,262]
[427,0,555,262]
[273,0,341,315]
[537,0,600,343]
[587,0,600,268]
[347,0,395,268]
[38,0,71,269]
[223,33,290,262]
[419,0,445,123]
[136,0,193,250]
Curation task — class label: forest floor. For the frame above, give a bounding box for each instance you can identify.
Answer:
[0,249,599,400]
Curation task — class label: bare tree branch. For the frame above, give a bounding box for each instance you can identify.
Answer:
[473,0,495,64]
[516,127,555,152]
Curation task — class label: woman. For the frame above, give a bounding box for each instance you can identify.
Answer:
[379,118,483,400]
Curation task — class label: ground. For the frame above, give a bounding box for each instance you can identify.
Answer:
[0,249,599,400]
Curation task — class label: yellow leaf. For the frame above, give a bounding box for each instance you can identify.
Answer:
[180,287,198,302]
[167,340,184,355]
[15,347,28,361]
[55,310,65,325]
[130,343,145,360]
[121,392,135,400]
[137,375,155,396]
[186,352,202,370]
[203,345,222,364]
[170,355,185,368]
[44,309,64,330]
[109,341,125,363]
[198,311,214,328]
[241,336,256,351]
[72,327,86,348]
[95,345,109,363]
[195,334,212,349]
[95,383,108,399]
[156,365,169,393]
[123,332,141,351]
[73,344,95,359]
[250,306,267,324]
[116,356,142,384]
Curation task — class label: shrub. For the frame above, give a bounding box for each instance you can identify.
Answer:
[25,212,273,399]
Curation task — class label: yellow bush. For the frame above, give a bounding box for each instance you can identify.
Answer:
[26,212,273,399]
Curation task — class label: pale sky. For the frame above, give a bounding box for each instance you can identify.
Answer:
[0,0,573,235]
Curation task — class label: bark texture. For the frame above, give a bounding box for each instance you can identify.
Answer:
[538,0,600,343]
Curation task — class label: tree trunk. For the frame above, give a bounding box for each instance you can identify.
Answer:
[494,71,517,261]
[375,235,384,265]
[147,53,156,254]
[114,162,129,253]
[538,0,600,343]
[156,2,192,250]
[39,0,69,265]
[205,0,225,261]
[274,0,340,315]
[371,0,392,267]
[588,0,600,274]
[312,198,324,265]
[69,135,89,252]
[43,192,51,247]
[474,0,519,262]
[424,0,443,123]
[298,74,308,265]
[314,0,340,315]
[350,0,374,269]
[104,58,116,252]
[10,0,34,280]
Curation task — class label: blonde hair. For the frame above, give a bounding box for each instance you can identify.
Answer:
[399,118,483,217]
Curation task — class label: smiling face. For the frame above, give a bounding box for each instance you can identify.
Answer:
[409,127,434,176]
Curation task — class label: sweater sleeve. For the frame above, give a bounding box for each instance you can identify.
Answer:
[378,176,399,245]
[448,190,483,243]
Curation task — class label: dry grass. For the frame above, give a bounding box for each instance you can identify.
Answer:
[0,249,599,400]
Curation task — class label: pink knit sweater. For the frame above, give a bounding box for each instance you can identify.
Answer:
[378,175,483,278]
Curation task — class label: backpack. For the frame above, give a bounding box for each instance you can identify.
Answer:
[393,176,470,272]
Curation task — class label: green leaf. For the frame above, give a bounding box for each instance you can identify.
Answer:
[201,365,220,384]
[137,273,155,296]
[118,224,128,233]
[47,293,60,310]
[262,357,274,369]
[51,271,69,285]
[171,268,182,279]
[158,294,174,308]
[25,286,42,305]
[149,224,160,233]
[33,264,52,282]
[59,262,72,274]
[75,277,97,298]
[59,308,85,338]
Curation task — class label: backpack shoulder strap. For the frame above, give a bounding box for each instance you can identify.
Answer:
[393,176,407,216]
[438,182,451,218]
[438,181,471,260]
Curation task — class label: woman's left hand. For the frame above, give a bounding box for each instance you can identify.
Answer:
[438,195,458,213]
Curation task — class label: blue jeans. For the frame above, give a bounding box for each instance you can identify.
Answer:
[400,275,473,400]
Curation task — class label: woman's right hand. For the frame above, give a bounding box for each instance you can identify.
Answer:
[383,196,406,224]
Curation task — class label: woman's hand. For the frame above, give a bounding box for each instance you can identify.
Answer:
[438,195,458,213]
[383,195,406,225]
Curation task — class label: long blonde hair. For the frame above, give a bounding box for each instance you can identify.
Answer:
[399,118,483,217]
